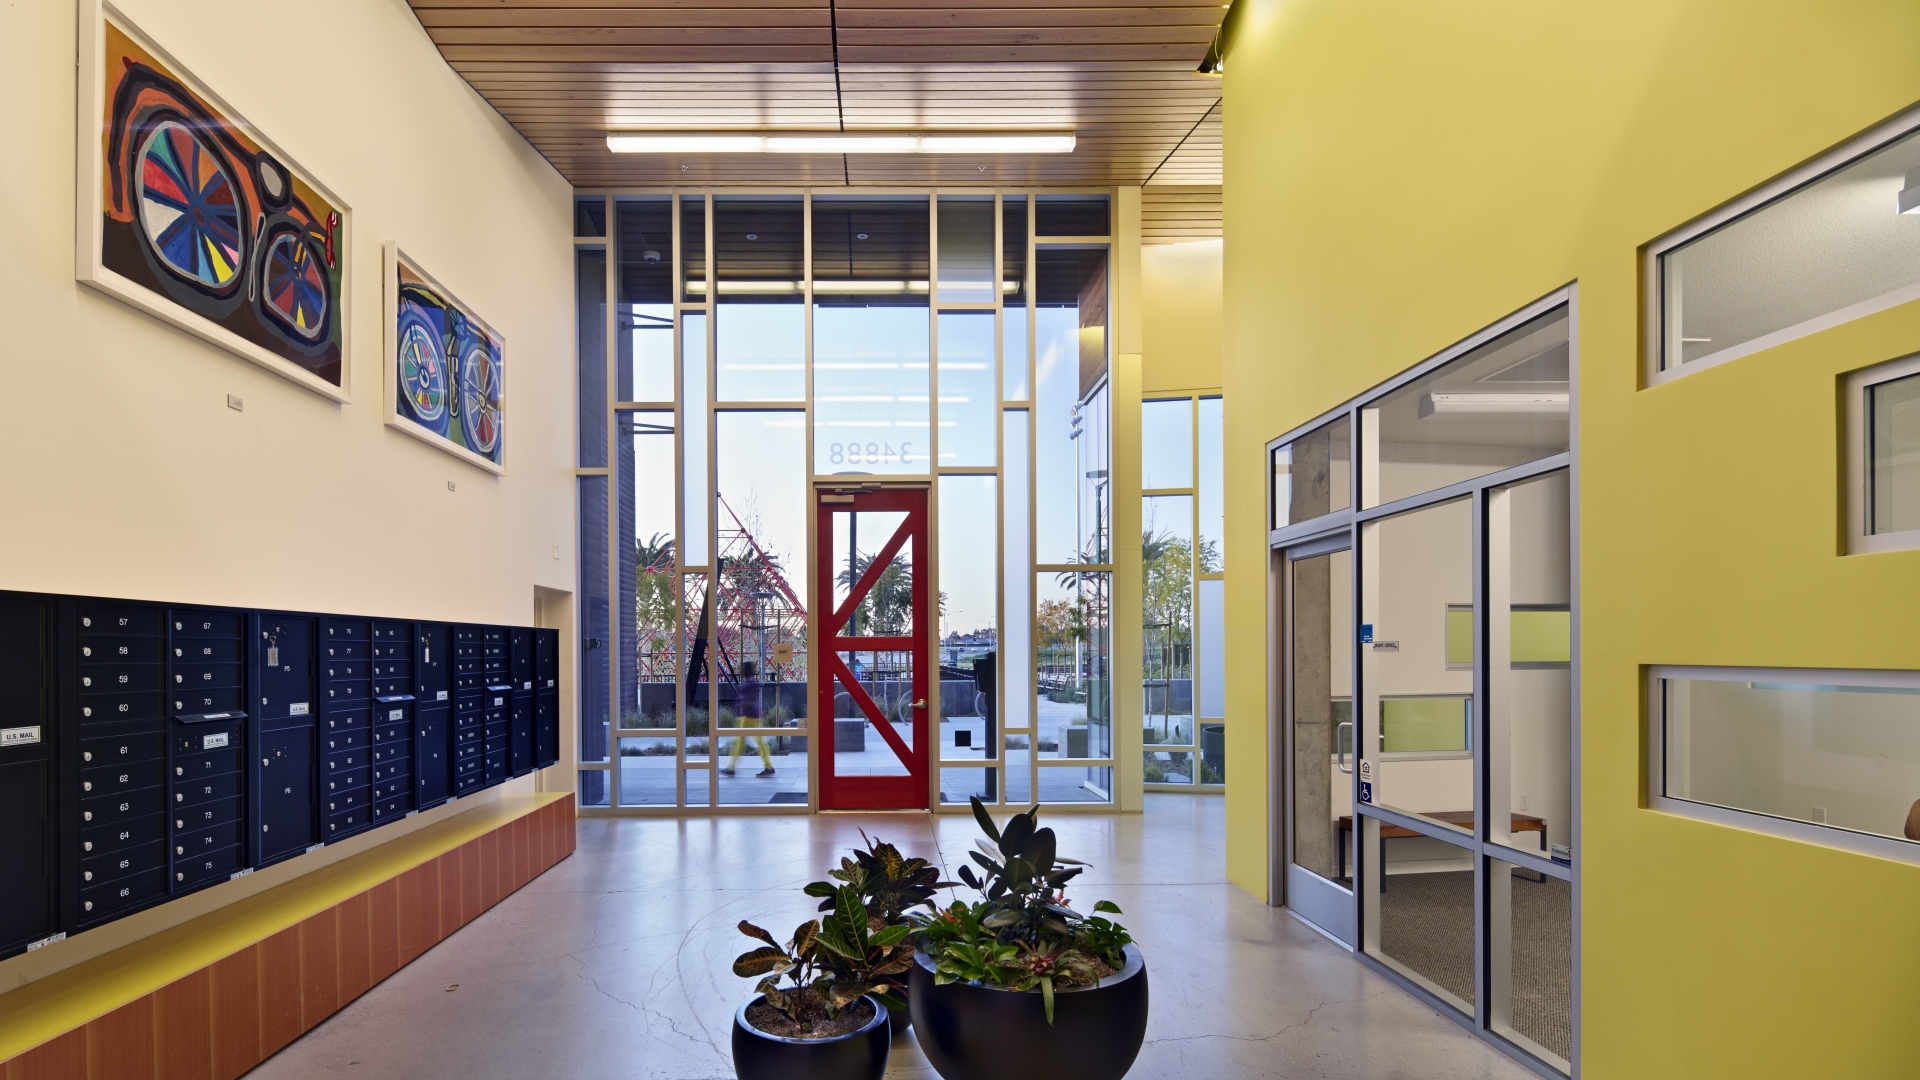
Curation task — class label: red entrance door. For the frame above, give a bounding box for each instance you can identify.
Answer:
[815,487,930,810]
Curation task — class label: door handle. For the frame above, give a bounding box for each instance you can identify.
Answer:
[912,699,926,709]
[1336,721,1354,774]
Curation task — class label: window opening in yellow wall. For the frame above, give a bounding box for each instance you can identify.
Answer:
[1847,352,1920,555]
[1656,669,1920,860]
[1654,116,1920,381]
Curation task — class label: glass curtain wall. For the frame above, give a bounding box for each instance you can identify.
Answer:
[574,190,1114,810]
[1141,394,1227,788]
[1269,300,1574,1074]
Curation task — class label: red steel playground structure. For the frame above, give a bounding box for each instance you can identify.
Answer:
[629,494,808,729]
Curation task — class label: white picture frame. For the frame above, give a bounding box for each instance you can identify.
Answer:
[383,242,507,475]
[74,0,354,402]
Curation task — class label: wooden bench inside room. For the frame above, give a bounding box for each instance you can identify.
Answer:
[1335,811,1547,883]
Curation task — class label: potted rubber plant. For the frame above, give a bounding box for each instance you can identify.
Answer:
[907,798,1148,1080]
[729,913,892,1080]
[804,832,953,1035]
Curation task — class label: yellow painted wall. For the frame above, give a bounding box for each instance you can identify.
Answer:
[0,0,575,988]
[1143,239,1223,393]
[1220,0,1920,1074]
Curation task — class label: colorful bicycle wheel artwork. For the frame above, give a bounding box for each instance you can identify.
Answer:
[136,120,242,290]
[396,304,449,434]
[261,232,328,340]
[458,338,501,458]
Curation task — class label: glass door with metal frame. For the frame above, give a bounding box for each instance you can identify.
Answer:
[1269,295,1575,1076]
[1282,533,1357,945]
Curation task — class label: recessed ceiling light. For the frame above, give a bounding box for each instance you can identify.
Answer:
[856,233,869,240]
[606,131,1076,155]
[746,234,758,240]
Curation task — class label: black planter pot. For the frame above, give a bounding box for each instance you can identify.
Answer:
[908,945,1148,1080]
[886,1001,911,1038]
[731,994,891,1080]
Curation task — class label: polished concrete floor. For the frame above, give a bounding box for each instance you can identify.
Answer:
[247,795,1536,1079]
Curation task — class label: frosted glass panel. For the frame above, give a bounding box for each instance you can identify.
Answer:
[1198,578,1224,718]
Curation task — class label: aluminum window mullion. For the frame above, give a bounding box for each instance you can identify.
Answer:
[1354,453,1572,524]
[604,194,621,809]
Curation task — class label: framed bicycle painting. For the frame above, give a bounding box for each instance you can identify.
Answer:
[383,243,505,474]
[75,0,353,401]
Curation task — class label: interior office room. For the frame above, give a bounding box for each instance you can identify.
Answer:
[0,0,1916,1077]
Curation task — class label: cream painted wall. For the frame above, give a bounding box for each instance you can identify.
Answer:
[0,0,574,627]
[1142,239,1223,393]
[1221,0,1920,1074]
[0,0,576,985]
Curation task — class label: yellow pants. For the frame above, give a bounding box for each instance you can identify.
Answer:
[728,720,773,771]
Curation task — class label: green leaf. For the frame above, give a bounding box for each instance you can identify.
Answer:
[873,989,907,1012]
[802,881,837,898]
[817,919,862,961]
[1093,900,1122,914]
[1041,975,1056,1026]
[872,953,915,977]
[828,981,870,1009]
[837,885,869,916]
[793,920,819,957]
[1028,828,1056,874]
[1000,812,1035,860]
[734,946,794,978]
[869,924,911,949]
[970,796,1003,843]
[982,908,1023,929]
[738,921,778,947]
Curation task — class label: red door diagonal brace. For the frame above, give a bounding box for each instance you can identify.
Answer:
[829,514,916,635]
[826,651,915,766]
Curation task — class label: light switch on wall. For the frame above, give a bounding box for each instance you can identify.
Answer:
[553,544,561,559]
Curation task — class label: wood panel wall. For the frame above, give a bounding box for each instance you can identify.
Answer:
[0,798,575,1080]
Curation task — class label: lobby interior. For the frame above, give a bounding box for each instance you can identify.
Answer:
[3,1,1920,1078]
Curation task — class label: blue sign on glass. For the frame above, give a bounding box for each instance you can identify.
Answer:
[1359,781,1373,804]
[1359,624,1374,644]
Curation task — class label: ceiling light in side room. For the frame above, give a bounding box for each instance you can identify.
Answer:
[1900,168,1920,214]
[1420,392,1569,417]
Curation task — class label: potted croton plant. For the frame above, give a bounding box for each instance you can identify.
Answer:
[803,832,953,1035]
[907,798,1149,1080]
[730,835,951,1079]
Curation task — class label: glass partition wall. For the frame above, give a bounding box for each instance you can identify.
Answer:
[575,191,1116,811]
[1269,293,1576,1075]
[1141,395,1227,790]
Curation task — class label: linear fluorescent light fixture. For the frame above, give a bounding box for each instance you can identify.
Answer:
[1421,392,1570,416]
[607,132,1075,155]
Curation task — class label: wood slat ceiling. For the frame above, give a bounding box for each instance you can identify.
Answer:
[407,0,1226,187]
[1141,184,1220,243]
